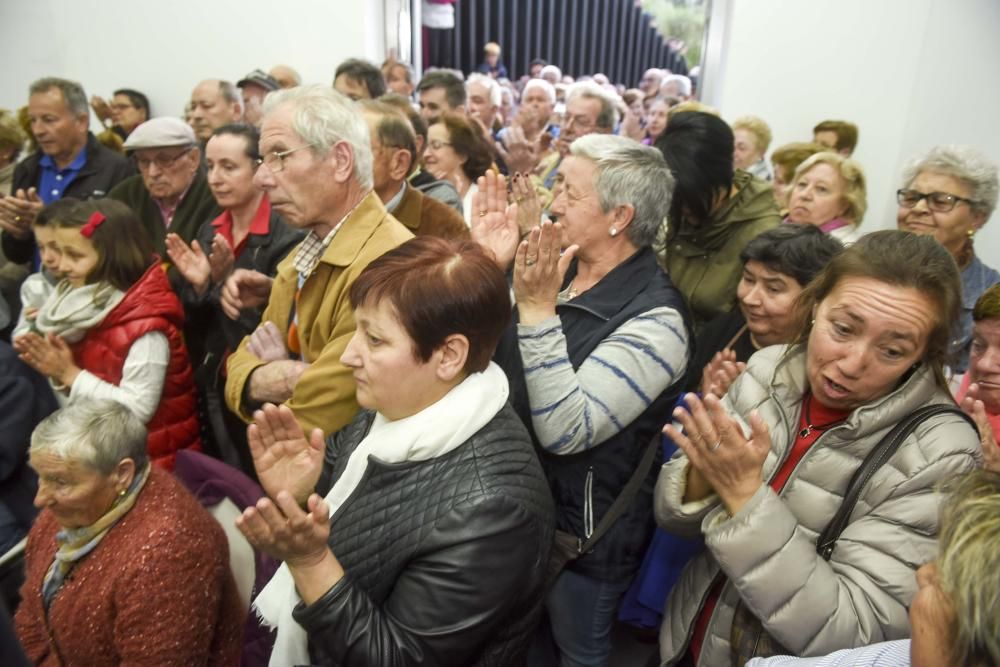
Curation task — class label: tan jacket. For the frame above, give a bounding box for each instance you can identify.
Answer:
[224,192,413,435]
[655,344,978,666]
[392,183,469,240]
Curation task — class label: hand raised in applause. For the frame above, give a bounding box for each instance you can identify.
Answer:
[221,269,273,320]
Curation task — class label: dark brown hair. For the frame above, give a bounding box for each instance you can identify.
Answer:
[349,236,511,373]
[793,230,961,391]
[434,112,494,183]
[53,198,154,291]
[812,119,859,153]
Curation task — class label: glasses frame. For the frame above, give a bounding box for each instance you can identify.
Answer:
[256,143,316,172]
[133,146,194,172]
[896,188,979,213]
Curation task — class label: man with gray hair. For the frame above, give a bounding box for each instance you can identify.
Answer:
[0,77,133,263]
[465,73,501,134]
[223,85,412,436]
[189,79,243,143]
[660,74,693,101]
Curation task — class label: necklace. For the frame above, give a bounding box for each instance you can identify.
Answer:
[798,393,846,438]
[566,280,578,300]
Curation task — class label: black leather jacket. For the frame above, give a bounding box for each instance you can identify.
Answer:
[293,405,555,666]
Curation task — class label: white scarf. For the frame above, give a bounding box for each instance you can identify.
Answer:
[255,361,510,666]
[33,280,124,343]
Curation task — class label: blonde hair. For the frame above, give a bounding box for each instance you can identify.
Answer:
[0,108,26,156]
[731,115,773,153]
[793,151,867,225]
[667,100,718,119]
[937,470,1000,667]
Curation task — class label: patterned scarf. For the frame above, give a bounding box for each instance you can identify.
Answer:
[41,464,151,609]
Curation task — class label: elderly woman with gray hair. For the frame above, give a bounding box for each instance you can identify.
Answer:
[896,144,1000,373]
[480,134,693,666]
[14,399,243,665]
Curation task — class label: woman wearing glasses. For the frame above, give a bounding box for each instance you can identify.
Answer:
[784,152,867,245]
[896,145,1000,373]
[423,113,494,227]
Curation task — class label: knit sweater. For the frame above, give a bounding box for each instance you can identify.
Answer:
[15,467,244,666]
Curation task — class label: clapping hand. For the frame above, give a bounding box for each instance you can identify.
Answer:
[0,188,43,239]
[960,383,1000,473]
[208,234,235,283]
[165,233,211,294]
[221,269,273,320]
[512,220,578,326]
[700,349,747,398]
[511,172,543,238]
[237,491,331,567]
[13,331,81,388]
[470,171,521,270]
[247,402,325,505]
[248,321,289,362]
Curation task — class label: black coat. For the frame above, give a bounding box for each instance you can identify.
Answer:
[294,406,555,666]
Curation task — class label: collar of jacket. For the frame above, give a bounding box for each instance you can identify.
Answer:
[670,169,777,252]
[560,246,658,321]
[316,191,392,269]
[755,343,946,442]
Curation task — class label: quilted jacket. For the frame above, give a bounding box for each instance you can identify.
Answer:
[655,344,978,666]
[74,263,201,470]
[291,405,555,666]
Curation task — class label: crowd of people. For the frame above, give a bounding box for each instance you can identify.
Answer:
[0,41,997,667]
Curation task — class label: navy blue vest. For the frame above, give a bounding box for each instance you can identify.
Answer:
[495,247,693,582]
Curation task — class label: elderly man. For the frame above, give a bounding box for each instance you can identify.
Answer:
[0,77,132,264]
[223,85,412,435]
[269,65,301,89]
[415,71,465,125]
[465,73,501,135]
[381,59,415,98]
[640,68,665,98]
[189,79,243,143]
[333,59,385,101]
[360,100,467,240]
[238,70,280,128]
[660,74,693,101]
[496,79,558,175]
[108,117,220,254]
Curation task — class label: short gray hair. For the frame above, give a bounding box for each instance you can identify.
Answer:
[466,73,501,107]
[219,80,244,114]
[30,399,149,475]
[660,74,692,98]
[29,77,89,117]
[522,78,556,104]
[262,84,374,190]
[566,81,618,130]
[901,145,999,219]
[569,134,674,247]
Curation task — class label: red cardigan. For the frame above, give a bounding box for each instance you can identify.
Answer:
[15,467,245,666]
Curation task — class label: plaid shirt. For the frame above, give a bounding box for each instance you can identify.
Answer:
[291,198,365,277]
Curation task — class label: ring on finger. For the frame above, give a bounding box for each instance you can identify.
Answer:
[709,439,723,452]
[525,256,538,266]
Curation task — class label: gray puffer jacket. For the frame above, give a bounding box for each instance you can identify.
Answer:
[655,344,978,666]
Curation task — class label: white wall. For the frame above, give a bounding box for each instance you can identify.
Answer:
[0,0,385,121]
[702,0,1000,264]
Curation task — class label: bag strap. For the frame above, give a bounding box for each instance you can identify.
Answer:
[577,431,661,554]
[815,404,977,561]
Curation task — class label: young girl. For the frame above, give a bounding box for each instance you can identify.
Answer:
[13,198,201,470]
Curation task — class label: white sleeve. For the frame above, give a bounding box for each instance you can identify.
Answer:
[69,331,169,423]
[518,306,688,454]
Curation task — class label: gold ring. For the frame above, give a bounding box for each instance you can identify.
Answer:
[14,216,21,223]
[525,256,537,267]
[479,211,487,217]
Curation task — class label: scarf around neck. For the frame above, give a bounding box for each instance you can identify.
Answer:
[255,361,511,667]
[42,463,151,608]
[33,280,124,343]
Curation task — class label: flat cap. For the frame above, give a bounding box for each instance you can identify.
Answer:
[123,117,196,150]
[238,69,280,92]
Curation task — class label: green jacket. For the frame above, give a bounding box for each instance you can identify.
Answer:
[659,170,780,329]
[109,172,221,256]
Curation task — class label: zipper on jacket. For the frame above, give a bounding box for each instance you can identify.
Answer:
[583,467,594,540]
[667,571,725,667]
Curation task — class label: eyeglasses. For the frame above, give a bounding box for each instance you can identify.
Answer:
[896,188,979,213]
[110,103,135,111]
[426,139,452,150]
[133,148,192,171]
[256,144,315,172]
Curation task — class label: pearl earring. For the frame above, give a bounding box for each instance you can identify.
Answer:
[609,227,618,237]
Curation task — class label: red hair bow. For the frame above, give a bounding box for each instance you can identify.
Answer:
[80,211,106,238]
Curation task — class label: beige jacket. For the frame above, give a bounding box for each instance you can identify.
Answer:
[655,344,978,666]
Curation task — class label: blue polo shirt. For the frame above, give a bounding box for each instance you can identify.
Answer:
[38,146,87,204]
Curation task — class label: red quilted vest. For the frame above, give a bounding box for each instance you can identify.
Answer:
[73,263,201,470]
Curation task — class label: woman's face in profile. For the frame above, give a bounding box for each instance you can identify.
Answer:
[806,276,935,410]
[29,451,119,529]
[970,318,1000,414]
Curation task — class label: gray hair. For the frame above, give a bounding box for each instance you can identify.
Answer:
[660,74,692,98]
[539,64,562,81]
[261,84,374,190]
[29,77,89,117]
[30,399,149,475]
[569,134,674,247]
[566,81,618,130]
[465,73,501,107]
[901,145,999,219]
[219,80,244,114]
[522,78,556,104]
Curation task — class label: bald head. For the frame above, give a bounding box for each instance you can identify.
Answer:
[189,79,242,141]
[269,65,301,89]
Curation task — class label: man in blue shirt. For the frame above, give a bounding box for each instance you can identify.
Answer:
[0,77,132,263]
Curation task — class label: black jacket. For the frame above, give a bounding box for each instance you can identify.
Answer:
[495,247,693,583]
[2,133,134,263]
[293,405,555,666]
